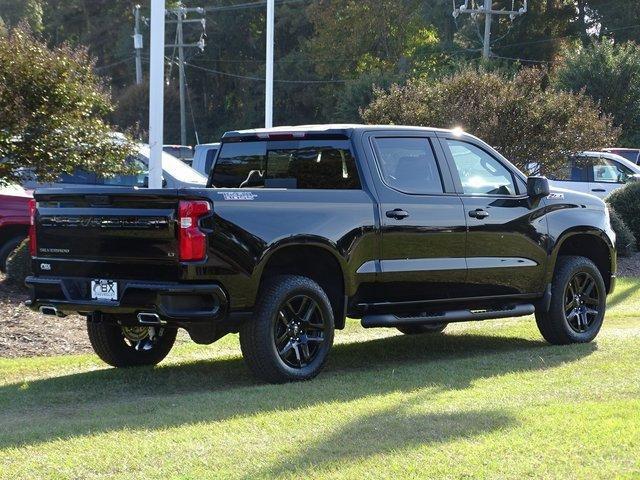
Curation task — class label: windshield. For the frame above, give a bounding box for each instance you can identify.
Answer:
[137,145,207,185]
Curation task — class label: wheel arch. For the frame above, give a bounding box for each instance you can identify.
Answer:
[550,228,615,293]
[256,238,348,329]
[0,224,28,247]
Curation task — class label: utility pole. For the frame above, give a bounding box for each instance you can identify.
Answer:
[166,4,205,146]
[453,0,527,59]
[176,11,187,146]
[265,0,274,128]
[148,0,165,190]
[133,4,144,85]
[482,0,492,59]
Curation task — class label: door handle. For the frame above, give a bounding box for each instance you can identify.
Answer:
[386,208,410,220]
[469,208,490,219]
[591,188,606,192]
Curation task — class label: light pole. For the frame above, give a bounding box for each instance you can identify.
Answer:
[148,0,165,189]
[265,0,274,128]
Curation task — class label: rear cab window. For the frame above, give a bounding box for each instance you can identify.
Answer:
[210,140,361,190]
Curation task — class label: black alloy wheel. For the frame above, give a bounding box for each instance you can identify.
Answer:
[564,271,600,333]
[274,294,327,368]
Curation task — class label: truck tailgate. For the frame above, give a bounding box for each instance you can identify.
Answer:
[34,189,182,279]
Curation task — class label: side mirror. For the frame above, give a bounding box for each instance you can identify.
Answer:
[628,174,640,183]
[527,176,550,199]
[142,176,167,188]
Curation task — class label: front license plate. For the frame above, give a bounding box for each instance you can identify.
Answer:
[91,280,118,301]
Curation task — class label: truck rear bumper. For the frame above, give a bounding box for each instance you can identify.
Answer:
[25,276,228,324]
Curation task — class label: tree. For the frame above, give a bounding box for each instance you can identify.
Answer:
[0,26,135,184]
[553,41,640,147]
[581,0,640,44]
[0,0,44,32]
[362,68,619,175]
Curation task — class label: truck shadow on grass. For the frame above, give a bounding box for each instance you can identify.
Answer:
[0,331,596,450]
[253,395,514,480]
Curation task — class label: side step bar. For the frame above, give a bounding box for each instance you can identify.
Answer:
[361,303,535,329]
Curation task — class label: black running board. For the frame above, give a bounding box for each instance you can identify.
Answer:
[360,303,535,329]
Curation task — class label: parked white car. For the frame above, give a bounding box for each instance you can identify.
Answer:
[191,143,220,176]
[547,151,640,199]
[21,143,207,190]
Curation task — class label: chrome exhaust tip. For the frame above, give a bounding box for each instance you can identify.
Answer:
[137,312,164,325]
[39,306,59,316]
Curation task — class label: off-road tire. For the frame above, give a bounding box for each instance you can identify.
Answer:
[239,275,335,383]
[396,323,447,335]
[535,256,606,345]
[87,318,177,368]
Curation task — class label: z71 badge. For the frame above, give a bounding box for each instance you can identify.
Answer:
[548,193,564,200]
[217,192,258,201]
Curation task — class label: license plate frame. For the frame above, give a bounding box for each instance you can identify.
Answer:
[91,279,118,302]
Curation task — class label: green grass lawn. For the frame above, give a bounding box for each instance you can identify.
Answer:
[1,279,640,479]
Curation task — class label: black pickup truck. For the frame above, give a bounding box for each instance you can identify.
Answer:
[26,125,616,383]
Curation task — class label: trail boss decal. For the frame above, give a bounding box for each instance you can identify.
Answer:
[217,192,258,201]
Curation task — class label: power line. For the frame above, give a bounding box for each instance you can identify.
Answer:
[204,0,310,13]
[183,68,200,144]
[453,0,528,59]
[185,61,351,83]
[190,46,479,64]
[95,56,134,72]
[166,5,206,146]
[490,54,552,64]
[492,22,640,50]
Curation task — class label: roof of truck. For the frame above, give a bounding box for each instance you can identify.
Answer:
[222,124,457,140]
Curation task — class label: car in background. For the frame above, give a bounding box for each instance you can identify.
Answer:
[547,151,640,199]
[163,145,194,166]
[0,185,31,272]
[191,143,220,176]
[602,148,640,164]
[21,143,207,190]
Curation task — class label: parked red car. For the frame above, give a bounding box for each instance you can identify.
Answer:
[0,186,31,271]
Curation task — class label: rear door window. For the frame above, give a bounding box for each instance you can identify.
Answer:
[211,141,360,190]
[99,157,147,187]
[58,170,98,185]
[548,158,589,182]
[372,137,444,194]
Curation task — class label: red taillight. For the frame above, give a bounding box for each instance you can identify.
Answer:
[178,200,210,261]
[28,198,37,257]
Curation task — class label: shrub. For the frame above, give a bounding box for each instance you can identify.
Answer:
[0,25,137,185]
[361,67,620,176]
[608,206,636,257]
[5,239,31,285]
[607,182,640,250]
[554,41,640,147]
